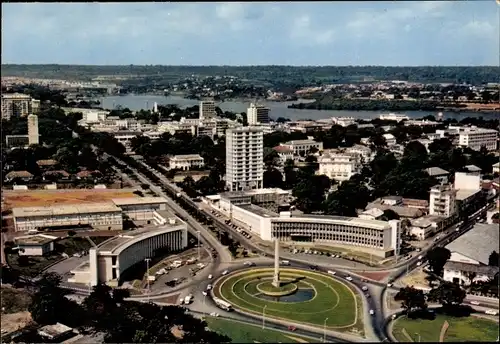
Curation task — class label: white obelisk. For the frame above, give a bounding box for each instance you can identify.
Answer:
[272,238,280,287]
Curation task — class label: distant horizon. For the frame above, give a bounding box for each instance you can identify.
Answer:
[2,2,498,66]
[2,64,499,68]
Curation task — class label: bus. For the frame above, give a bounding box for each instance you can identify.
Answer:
[213,297,232,311]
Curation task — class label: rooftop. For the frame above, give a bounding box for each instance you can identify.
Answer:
[240,204,278,218]
[220,188,290,199]
[285,139,320,145]
[464,165,482,172]
[12,202,121,217]
[445,223,499,265]
[411,215,445,228]
[97,222,185,254]
[445,261,499,277]
[2,188,138,211]
[38,323,73,339]
[111,197,168,206]
[456,189,481,201]
[426,167,449,176]
[275,214,391,230]
[14,234,58,246]
[171,154,204,160]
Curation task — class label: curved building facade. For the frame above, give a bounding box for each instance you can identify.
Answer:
[85,221,188,286]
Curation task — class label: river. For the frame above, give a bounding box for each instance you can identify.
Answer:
[100,95,496,121]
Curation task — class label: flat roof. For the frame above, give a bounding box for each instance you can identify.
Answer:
[14,234,58,245]
[274,214,391,230]
[220,188,289,199]
[240,204,278,218]
[12,202,121,218]
[97,223,185,254]
[446,223,499,265]
[111,197,168,206]
[171,154,203,160]
[456,189,481,201]
[2,188,138,211]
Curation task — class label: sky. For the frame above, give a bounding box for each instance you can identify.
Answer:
[2,2,499,66]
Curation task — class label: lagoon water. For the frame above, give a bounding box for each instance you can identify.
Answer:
[100,94,495,121]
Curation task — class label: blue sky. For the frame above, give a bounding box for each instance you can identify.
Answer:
[2,2,499,66]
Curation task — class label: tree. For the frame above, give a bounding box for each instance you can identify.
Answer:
[394,286,428,314]
[381,209,400,221]
[29,272,83,326]
[263,167,283,188]
[426,247,451,276]
[488,251,499,267]
[427,282,466,308]
[324,180,370,217]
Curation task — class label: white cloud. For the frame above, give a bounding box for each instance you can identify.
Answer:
[289,15,335,46]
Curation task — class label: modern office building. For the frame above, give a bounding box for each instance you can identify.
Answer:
[199,101,216,120]
[207,192,400,257]
[429,184,457,218]
[11,197,169,232]
[225,126,264,191]
[27,114,39,145]
[1,93,37,120]
[317,151,361,182]
[247,103,270,125]
[455,126,498,151]
[68,216,188,286]
[168,154,205,171]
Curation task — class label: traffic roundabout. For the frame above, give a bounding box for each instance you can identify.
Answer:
[213,267,363,332]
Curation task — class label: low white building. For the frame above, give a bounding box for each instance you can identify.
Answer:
[443,223,499,286]
[379,113,410,122]
[14,234,58,256]
[281,139,323,156]
[169,154,205,171]
[317,151,361,182]
[331,117,356,127]
[382,133,397,146]
[455,126,498,151]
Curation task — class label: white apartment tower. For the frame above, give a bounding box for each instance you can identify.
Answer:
[1,93,35,120]
[226,126,264,191]
[27,114,39,145]
[199,101,216,120]
[247,103,270,125]
[429,184,457,218]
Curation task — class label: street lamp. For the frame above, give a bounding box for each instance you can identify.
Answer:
[196,230,201,261]
[145,258,151,302]
[262,305,267,329]
[323,317,329,343]
[415,332,421,342]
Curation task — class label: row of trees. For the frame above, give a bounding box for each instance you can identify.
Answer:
[25,273,230,343]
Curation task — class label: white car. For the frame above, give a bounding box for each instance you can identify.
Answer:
[345,276,353,281]
[470,301,480,305]
[362,286,368,291]
[369,309,375,315]
[207,284,212,290]
[208,274,213,279]
[387,283,393,288]
[222,270,229,275]
[417,261,422,267]
[210,312,219,317]
[202,291,207,296]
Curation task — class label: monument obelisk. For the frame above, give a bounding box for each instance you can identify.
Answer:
[272,238,280,288]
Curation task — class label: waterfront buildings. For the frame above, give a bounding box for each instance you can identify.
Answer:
[199,100,216,120]
[225,126,264,191]
[247,103,270,125]
[379,113,410,122]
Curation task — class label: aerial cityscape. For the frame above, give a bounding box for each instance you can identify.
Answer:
[1,2,499,344]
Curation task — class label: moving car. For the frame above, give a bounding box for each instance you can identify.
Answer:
[208,274,213,279]
[210,312,219,317]
[362,286,368,291]
[288,326,297,331]
[222,270,229,275]
[345,276,353,281]
[207,284,213,290]
[369,309,375,315]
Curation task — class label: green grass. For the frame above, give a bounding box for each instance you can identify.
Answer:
[392,314,499,342]
[215,268,359,331]
[205,316,319,343]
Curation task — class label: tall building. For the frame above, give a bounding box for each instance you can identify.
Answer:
[429,184,457,218]
[199,101,216,120]
[226,126,264,191]
[1,93,35,120]
[27,114,39,145]
[247,103,270,125]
